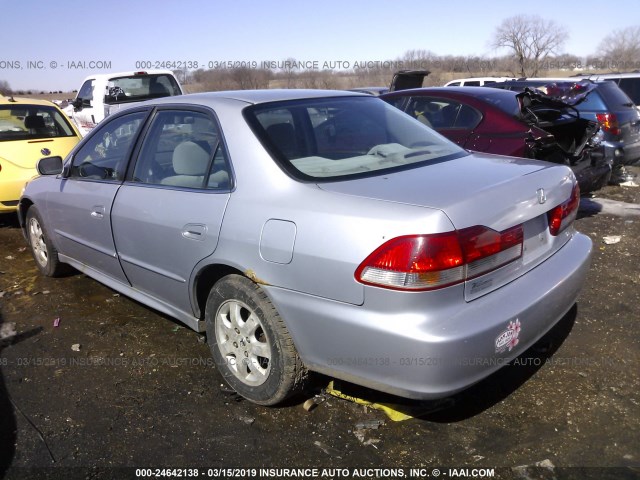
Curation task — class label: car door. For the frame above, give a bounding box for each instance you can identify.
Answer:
[433,100,482,148]
[403,96,480,147]
[71,78,98,134]
[45,110,149,283]
[111,108,231,315]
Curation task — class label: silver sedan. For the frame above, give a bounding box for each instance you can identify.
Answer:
[19,90,592,405]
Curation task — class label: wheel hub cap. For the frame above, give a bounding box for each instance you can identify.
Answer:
[216,300,271,386]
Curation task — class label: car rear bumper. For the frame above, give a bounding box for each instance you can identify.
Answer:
[267,232,593,400]
[0,176,33,212]
[605,139,640,166]
[573,157,612,193]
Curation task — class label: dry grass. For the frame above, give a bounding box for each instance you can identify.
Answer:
[11,68,611,102]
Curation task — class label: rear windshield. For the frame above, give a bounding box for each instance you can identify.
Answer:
[104,74,181,104]
[467,89,521,117]
[595,81,636,108]
[0,105,76,141]
[244,96,467,181]
[573,90,607,111]
[617,78,640,105]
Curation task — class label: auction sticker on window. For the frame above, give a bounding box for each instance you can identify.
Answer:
[495,319,521,353]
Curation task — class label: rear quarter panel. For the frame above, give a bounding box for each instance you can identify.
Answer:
[202,101,456,306]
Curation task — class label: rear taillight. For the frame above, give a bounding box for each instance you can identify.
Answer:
[356,225,523,291]
[459,225,524,280]
[595,113,621,135]
[547,183,580,236]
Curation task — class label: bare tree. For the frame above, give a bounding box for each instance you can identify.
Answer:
[230,67,272,90]
[201,68,236,92]
[597,25,640,69]
[0,80,11,96]
[281,57,298,88]
[491,15,568,77]
[172,69,192,85]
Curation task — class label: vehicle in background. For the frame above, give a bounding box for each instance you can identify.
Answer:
[381,85,610,193]
[0,94,81,213]
[571,72,640,111]
[19,89,592,405]
[444,77,517,87]
[489,79,640,184]
[348,69,430,96]
[70,70,183,136]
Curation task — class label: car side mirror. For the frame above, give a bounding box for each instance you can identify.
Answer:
[37,156,63,176]
[72,98,91,111]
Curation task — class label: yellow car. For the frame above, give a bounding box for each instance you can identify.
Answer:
[1,94,81,213]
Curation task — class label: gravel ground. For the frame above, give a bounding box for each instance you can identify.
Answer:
[0,167,639,480]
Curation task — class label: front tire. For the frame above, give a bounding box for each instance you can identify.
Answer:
[26,206,67,277]
[205,275,306,405]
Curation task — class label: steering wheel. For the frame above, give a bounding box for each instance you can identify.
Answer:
[78,162,109,179]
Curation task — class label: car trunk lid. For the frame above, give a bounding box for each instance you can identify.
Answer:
[319,153,577,300]
[388,70,431,92]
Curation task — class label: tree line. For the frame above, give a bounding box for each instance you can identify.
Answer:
[178,19,640,92]
[2,18,638,95]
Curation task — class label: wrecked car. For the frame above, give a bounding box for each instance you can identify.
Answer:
[381,84,610,193]
[487,79,640,185]
[19,89,592,405]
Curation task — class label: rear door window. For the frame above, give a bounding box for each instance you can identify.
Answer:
[132,110,230,190]
[595,82,635,108]
[407,97,481,129]
[617,78,640,105]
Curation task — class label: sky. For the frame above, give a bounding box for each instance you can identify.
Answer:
[1,0,638,91]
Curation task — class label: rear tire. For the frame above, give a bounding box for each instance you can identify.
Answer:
[205,274,307,405]
[26,206,68,277]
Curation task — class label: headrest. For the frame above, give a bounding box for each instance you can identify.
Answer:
[25,115,45,129]
[172,141,211,175]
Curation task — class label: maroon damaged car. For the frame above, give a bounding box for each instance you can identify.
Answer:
[381,86,610,193]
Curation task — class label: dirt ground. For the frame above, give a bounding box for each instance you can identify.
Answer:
[0,168,639,480]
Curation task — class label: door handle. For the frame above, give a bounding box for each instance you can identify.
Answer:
[182,223,207,241]
[91,205,105,218]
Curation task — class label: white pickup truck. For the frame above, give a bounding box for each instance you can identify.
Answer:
[69,70,183,135]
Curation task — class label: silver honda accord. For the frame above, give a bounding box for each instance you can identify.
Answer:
[19,89,592,405]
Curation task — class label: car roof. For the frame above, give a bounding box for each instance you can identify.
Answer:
[80,69,178,81]
[445,76,516,83]
[348,87,389,95]
[0,94,60,107]
[573,72,640,79]
[498,78,606,85]
[144,89,367,107]
[382,86,518,98]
